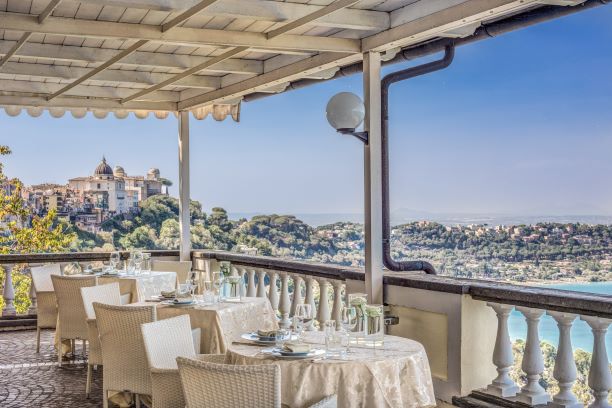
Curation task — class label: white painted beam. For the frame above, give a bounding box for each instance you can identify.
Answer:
[266,0,362,38]
[363,0,540,52]
[38,0,62,23]
[0,32,32,69]
[0,41,263,74]
[162,0,219,32]
[121,46,247,103]
[0,61,220,89]
[0,94,176,111]
[0,79,180,101]
[177,110,191,261]
[177,52,361,110]
[0,12,361,54]
[74,0,389,31]
[47,40,148,100]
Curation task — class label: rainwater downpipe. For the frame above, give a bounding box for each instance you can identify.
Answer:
[381,44,455,274]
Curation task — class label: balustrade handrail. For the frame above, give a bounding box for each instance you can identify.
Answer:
[0,250,180,264]
[193,250,612,319]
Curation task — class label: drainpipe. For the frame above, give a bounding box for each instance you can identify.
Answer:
[380,45,455,274]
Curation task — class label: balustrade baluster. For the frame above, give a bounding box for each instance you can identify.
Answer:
[2,263,16,316]
[278,273,291,328]
[331,280,343,328]
[486,303,519,397]
[304,277,317,331]
[28,267,37,315]
[268,271,279,312]
[246,268,257,297]
[548,312,581,408]
[290,275,303,317]
[581,316,611,408]
[256,268,267,298]
[516,307,550,405]
[316,278,331,331]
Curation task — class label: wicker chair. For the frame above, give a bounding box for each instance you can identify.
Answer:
[30,264,61,353]
[51,274,97,365]
[151,260,192,286]
[93,302,156,408]
[80,283,122,398]
[177,355,282,408]
[141,315,199,408]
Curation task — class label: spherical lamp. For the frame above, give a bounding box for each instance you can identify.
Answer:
[326,92,365,132]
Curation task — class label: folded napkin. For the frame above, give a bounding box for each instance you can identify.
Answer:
[257,329,279,338]
[160,290,175,298]
[282,342,311,353]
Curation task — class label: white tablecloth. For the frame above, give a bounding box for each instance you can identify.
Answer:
[153,297,278,354]
[99,271,176,302]
[227,331,436,408]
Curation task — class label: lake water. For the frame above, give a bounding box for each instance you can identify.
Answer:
[508,282,611,356]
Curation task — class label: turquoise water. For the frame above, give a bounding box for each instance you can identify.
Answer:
[508,282,611,356]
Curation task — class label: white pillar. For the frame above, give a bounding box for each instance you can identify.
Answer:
[178,110,191,262]
[331,280,344,328]
[517,307,551,405]
[268,271,279,311]
[581,316,611,408]
[256,268,267,298]
[548,312,581,408]
[304,277,317,331]
[486,303,519,398]
[246,268,257,297]
[363,51,384,304]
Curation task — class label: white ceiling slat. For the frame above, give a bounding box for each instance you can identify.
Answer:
[0,78,180,101]
[0,41,267,74]
[0,61,221,89]
[0,12,361,54]
[0,93,177,111]
[121,46,247,103]
[72,0,389,31]
[0,32,32,69]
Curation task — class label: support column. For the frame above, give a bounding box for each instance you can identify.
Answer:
[178,110,191,262]
[363,51,383,304]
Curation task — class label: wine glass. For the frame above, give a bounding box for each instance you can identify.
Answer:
[212,271,223,302]
[294,303,313,339]
[109,251,120,272]
[202,280,213,304]
[341,306,357,353]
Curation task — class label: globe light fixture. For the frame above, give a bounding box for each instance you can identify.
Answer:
[325,92,368,144]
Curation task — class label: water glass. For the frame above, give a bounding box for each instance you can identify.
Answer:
[202,281,214,304]
[275,328,291,348]
[294,303,313,338]
[141,253,151,274]
[212,271,223,302]
[324,320,343,356]
[341,306,357,353]
[109,251,121,272]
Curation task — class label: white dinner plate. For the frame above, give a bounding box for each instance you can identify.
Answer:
[240,332,297,345]
[262,348,326,360]
[161,300,195,307]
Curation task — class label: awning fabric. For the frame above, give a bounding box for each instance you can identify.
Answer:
[1,103,240,122]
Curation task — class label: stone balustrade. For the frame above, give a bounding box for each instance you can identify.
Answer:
[2,249,610,408]
[484,303,611,408]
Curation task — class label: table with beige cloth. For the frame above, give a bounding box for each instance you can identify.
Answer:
[98,271,176,303]
[226,331,436,408]
[153,297,278,354]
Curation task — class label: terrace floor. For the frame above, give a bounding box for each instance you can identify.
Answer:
[0,329,103,407]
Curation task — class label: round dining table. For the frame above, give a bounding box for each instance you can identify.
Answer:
[226,331,436,408]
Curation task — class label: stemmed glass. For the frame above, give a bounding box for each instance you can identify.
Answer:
[212,271,223,303]
[341,306,357,353]
[294,304,313,339]
[109,251,121,272]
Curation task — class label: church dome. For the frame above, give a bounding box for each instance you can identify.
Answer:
[113,165,126,177]
[94,157,113,176]
[147,167,160,180]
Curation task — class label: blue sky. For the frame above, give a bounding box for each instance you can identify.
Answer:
[1,5,611,216]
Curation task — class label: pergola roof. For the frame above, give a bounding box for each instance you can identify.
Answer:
[0,0,583,120]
